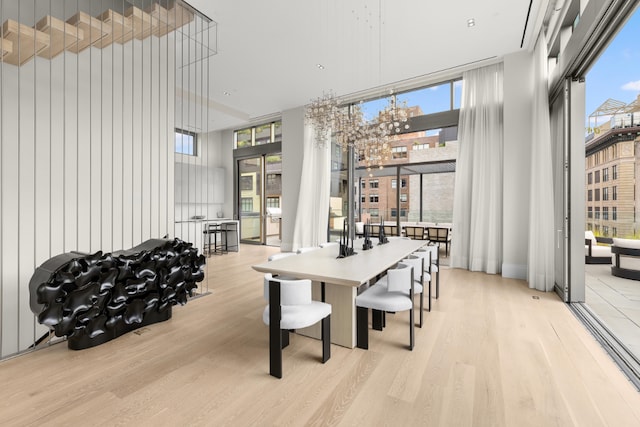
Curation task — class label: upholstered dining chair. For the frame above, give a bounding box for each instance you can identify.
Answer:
[400,255,427,327]
[355,262,415,351]
[376,255,427,327]
[414,244,439,304]
[263,273,332,378]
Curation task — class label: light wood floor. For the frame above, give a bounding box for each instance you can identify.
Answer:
[1,244,640,426]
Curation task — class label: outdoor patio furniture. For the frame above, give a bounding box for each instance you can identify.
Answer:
[611,237,640,280]
[585,230,612,264]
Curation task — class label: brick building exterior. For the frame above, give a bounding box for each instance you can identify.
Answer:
[585,98,640,238]
[358,129,457,223]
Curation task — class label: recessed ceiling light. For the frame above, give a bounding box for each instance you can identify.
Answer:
[316,63,325,70]
[223,91,231,96]
[467,18,475,27]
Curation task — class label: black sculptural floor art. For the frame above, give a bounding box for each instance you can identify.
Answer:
[29,238,206,350]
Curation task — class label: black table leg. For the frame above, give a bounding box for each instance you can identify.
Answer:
[269,280,282,378]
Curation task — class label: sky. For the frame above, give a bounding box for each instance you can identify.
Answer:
[585,5,640,126]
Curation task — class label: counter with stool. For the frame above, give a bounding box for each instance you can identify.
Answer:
[175,219,240,256]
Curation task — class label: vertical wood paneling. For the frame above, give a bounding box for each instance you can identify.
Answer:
[63,54,78,253]
[131,40,143,245]
[100,46,113,253]
[76,49,91,253]
[113,49,124,253]
[89,47,102,254]
[141,39,151,242]
[49,54,65,259]
[120,42,133,251]
[18,61,36,351]
[1,66,20,356]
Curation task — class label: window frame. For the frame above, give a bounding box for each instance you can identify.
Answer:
[175,128,197,156]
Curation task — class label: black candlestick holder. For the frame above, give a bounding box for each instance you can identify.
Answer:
[362,219,373,250]
[337,218,357,258]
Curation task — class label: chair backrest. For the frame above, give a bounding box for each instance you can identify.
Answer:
[437,227,449,239]
[263,273,312,305]
[369,224,381,235]
[355,222,365,234]
[296,246,320,254]
[386,263,413,292]
[268,252,296,262]
[427,227,438,240]
[383,225,398,236]
[404,226,417,239]
[401,255,423,282]
[412,248,433,270]
[585,230,597,245]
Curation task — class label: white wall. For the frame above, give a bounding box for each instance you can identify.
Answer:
[280,106,305,252]
[502,51,535,279]
[174,131,225,222]
[0,37,175,357]
[221,129,235,220]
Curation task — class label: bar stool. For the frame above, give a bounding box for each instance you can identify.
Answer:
[203,223,227,256]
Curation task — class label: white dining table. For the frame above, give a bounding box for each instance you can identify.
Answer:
[252,238,427,350]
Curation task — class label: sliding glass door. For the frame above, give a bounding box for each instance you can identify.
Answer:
[237,152,283,245]
[238,157,263,244]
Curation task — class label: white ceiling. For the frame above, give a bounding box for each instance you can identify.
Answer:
[186,0,548,132]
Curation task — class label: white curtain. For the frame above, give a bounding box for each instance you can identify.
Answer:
[528,33,555,291]
[291,123,331,251]
[451,63,504,274]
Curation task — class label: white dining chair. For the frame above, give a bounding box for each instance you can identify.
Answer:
[263,273,332,378]
[414,244,439,304]
[355,262,415,350]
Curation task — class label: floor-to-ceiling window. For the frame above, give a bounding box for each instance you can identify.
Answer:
[581,3,640,370]
[346,80,461,246]
[547,0,640,386]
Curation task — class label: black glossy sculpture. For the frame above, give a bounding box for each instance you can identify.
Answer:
[29,238,206,350]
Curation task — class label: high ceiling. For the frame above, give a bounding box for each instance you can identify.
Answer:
[186,0,548,132]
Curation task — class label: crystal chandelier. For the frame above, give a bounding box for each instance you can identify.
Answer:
[304,91,339,148]
[305,92,411,172]
[360,134,391,176]
[334,104,370,149]
[378,97,411,136]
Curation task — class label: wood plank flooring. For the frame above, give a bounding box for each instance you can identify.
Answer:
[1,244,639,426]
